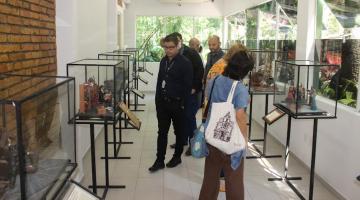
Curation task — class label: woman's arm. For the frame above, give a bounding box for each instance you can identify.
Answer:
[236,108,248,144]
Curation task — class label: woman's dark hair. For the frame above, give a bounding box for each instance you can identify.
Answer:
[222,51,254,80]
[164,34,179,46]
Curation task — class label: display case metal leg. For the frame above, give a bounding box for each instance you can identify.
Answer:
[90,122,126,198]
[104,122,110,186]
[268,116,303,199]
[89,124,97,194]
[309,119,318,200]
[112,123,117,157]
[247,94,281,159]
[101,119,132,160]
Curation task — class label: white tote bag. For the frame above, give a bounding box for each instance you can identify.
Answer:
[205,81,246,155]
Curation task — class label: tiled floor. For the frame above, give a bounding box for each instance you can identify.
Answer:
[81,93,342,200]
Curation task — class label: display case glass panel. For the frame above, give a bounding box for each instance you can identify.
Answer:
[0,74,76,200]
[66,59,125,120]
[249,50,287,93]
[273,60,339,118]
[98,52,132,86]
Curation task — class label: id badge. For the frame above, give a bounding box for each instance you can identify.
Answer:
[162,80,166,88]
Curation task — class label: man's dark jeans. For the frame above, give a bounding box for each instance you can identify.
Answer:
[155,97,185,162]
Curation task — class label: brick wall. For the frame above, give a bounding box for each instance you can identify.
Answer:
[0,0,59,154]
[0,0,57,75]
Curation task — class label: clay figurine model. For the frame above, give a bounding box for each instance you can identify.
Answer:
[286,85,295,103]
[301,85,306,102]
[104,91,112,107]
[310,87,317,110]
[306,89,311,105]
[79,77,101,113]
[97,105,106,116]
[296,84,306,103]
[98,85,105,103]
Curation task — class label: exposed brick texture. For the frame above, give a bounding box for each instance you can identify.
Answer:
[0,0,59,153]
[0,0,56,76]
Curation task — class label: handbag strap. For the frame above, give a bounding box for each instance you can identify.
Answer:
[226,81,238,103]
[203,76,219,120]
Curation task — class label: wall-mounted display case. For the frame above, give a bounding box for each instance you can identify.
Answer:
[66,59,126,120]
[0,74,76,200]
[273,60,339,118]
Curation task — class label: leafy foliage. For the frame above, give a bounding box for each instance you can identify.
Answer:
[136,16,223,62]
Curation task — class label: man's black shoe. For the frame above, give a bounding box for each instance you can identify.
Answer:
[185,146,191,156]
[166,157,182,168]
[148,161,165,172]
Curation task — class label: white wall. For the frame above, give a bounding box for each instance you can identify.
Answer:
[76,0,108,58]
[108,0,119,50]
[56,0,119,181]
[124,0,224,48]
[56,0,77,76]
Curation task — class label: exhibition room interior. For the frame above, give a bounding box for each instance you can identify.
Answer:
[0,0,360,199]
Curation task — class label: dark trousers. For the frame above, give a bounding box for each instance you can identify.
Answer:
[199,145,245,200]
[185,92,201,143]
[155,98,185,162]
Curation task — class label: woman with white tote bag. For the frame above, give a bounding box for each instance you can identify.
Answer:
[199,51,254,200]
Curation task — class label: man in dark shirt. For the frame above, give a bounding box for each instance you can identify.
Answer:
[204,35,224,82]
[149,34,193,172]
[170,32,204,155]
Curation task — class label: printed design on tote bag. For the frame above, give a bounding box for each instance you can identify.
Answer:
[213,112,234,142]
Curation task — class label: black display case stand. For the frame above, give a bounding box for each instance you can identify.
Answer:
[102,116,132,160]
[130,74,145,112]
[247,93,282,159]
[76,122,125,199]
[268,115,322,200]
[248,93,264,142]
[130,50,145,112]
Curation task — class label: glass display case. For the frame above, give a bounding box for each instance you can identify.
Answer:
[98,52,133,112]
[273,60,339,118]
[98,52,132,74]
[66,59,126,120]
[0,74,76,200]
[249,49,287,93]
[113,49,138,69]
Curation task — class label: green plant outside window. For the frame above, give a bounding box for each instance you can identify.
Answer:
[136,16,223,62]
[315,0,360,109]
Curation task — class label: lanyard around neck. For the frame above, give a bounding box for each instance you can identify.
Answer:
[165,59,175,73]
